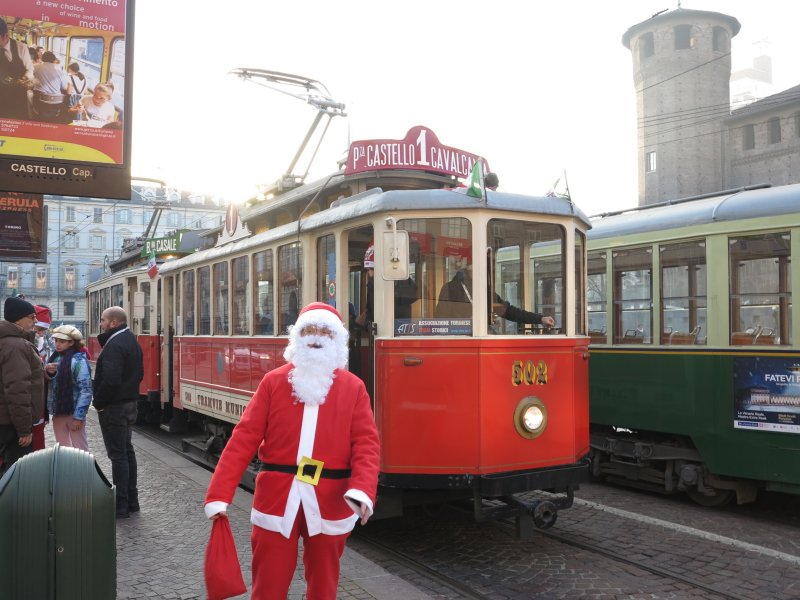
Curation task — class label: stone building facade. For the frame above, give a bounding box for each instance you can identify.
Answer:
[623,8,800,205]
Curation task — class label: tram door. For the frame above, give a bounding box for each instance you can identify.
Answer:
[345,226,375,401]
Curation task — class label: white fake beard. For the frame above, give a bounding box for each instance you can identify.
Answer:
[285,334,345,406]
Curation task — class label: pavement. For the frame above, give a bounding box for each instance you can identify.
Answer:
[44,409,436,600]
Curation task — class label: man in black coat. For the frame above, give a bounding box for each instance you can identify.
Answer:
[93,306,143,518]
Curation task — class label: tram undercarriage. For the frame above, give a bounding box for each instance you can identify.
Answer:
[589,429,759,506]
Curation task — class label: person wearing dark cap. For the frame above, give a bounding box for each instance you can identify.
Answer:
[0,296,45,475]
[485,172,499,191]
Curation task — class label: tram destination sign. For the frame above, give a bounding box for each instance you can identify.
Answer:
[345,125,488,179]
[0,0,135,199]
[141,233,182,257]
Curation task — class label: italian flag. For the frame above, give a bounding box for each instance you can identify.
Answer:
[147,252,159,279]
[464,160,484,200]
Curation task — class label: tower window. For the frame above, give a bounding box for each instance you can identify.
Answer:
[768,118,781,144]
[639,33,654,60]
[743,124,755,150]
[674,25,694,50]
[712,27,729,52]
[646,151,657,172]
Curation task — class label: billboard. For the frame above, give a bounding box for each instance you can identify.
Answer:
[0,0,134,199]
[0,191,47,262]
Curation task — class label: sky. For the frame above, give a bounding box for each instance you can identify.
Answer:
[131,1,799,217]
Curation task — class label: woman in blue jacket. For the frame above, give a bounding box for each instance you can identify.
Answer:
[45,325,92,451]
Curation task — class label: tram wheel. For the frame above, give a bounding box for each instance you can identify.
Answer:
[686,488,734,507]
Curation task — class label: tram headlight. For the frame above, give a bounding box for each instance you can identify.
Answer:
[514,397,547,439]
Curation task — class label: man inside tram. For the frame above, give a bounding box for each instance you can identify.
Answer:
[354,243,419,329]
[435,258,555,329]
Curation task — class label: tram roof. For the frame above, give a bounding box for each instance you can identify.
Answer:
[587,184,800,241]
[161,187,589,273]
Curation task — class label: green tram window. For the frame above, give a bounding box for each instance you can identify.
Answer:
[182,270,195,335]
[613,247,652,344]
[278,243,303,335]
[588,251,607,342]
[232,256,249,335]
[729,232,791,346]
[213,262,229,335]
[660,241,707,345]
[316,234,336,308]
[198,266,211,335]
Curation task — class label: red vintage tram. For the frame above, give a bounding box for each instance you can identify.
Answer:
[90,127,592,529]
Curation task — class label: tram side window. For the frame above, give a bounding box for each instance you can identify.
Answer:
[253,250,274,335]
[588,251,607,342]
[198,266,211,335]
[575,232,586,335]
[89,291,100,336]
[316,235,336,309]
[729,233,791,345]
[183,270,195,335]
[232,256,249,335]
[278,243,303,335]
[396,217,472,335]
[140,281,151,334]
[660,241,707,345]
[213,262,229,335]
[613,247,653,344]
[111,283,123,308]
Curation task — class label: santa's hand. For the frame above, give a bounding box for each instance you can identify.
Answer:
[357,502,371,525]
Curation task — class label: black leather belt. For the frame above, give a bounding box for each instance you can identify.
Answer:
[260,462,351,479]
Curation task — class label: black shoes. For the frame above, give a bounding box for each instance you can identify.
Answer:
[115,511,130,519]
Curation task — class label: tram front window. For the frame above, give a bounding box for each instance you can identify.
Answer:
[489,220,564,335]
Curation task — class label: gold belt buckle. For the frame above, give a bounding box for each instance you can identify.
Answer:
[296,456,324,486]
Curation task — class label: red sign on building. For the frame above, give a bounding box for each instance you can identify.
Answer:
[344,126,487,178]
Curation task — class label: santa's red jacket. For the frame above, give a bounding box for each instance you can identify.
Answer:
[204,363,380,538]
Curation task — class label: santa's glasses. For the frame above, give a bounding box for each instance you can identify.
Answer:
[299,324,333,338]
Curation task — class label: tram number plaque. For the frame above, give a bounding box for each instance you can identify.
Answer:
[511,360,548,386]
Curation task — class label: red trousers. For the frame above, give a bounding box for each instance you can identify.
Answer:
[250,507,348,600]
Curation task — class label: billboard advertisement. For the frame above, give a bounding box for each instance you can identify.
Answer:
[0,191,47,262]
[0,0,134,199]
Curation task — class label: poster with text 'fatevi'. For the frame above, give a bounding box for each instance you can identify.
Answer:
[734,356,800,435]
[0,0,134,199]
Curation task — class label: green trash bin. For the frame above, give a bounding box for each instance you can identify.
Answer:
[0,444,116,599]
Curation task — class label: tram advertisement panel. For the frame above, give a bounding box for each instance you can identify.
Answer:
[0,192,46,262]
[0,0,133,199]
[733,357,800,434]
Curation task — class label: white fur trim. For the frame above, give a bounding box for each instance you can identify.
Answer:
[292,307,346,336]
[204,501,229,519]
[344,489,374,517]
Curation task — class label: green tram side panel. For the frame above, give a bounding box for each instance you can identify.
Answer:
[589,349,800,487]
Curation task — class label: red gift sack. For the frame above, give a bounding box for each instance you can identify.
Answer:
[204,517,247,600]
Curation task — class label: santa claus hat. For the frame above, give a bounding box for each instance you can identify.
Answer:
[293,302,346,335]
[34,305,51,329]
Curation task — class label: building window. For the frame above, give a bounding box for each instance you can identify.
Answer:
[712,27,728,52]
[36,267,47,289]
[768,117,781,144]
[64,301,75,316]
[93,207,103,223]
[64,230,78,249]
[743,124,755,150]
[167,212,180,227]
[117,208,131,224]
[674,25,694,50]
[66,206,76,221]
[646,151,657,172]
[639,32,654,60]
[92,235,105,250]
[144,210,153,225]
[7,267,19,292]
[65,266,76,290]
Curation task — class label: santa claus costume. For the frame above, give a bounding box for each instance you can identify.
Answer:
[204,302,380,600]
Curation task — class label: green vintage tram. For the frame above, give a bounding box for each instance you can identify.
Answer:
[587,183,800,505]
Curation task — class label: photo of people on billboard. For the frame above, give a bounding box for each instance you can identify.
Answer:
[0,1,127,165]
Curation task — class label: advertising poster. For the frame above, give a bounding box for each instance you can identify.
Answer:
[733,356,800,434]
[0,0,133,199]
[0,191,46,262]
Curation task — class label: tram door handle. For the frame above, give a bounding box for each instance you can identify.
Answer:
[403,357,423,367]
